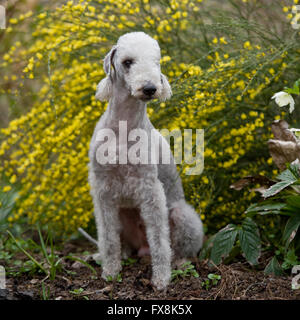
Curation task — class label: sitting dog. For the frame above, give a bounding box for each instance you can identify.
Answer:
[88,32,204,290]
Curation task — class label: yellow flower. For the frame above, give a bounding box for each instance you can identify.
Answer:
[10,175,17,184]
[36,53,43,60]
[283,7,289,13]
[220,37,227,44]
[202,176,209,184]
[244,41,252,49]
[3,186,12,192]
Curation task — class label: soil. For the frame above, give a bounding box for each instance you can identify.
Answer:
[1,240,300,300]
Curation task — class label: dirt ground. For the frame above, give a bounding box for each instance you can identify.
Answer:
[1,240,300,300]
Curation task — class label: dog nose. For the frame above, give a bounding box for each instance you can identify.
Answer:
[143,84,157,96]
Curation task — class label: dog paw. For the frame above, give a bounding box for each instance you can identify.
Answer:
[152,275,170,290]
[151,267,171,290]
[101,263,122,281]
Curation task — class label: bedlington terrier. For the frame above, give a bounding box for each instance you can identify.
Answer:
[88,32,204,290]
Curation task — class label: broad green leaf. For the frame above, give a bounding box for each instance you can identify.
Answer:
[282,249,300,270]
[263,164,300,198]
[245,203,286,215]
[286,195,300,209]
[287,163,300,179]
[285,86,300,95]
[277,165,299,181]
[292,83,300,95]
[263,181,295,198]
[283,195,300,214]
[238,218,261,265]
[199,234,215,260]
[223,245,241,264]
[210,224,237,265]
[264,256,285,276]
[282,214,300,248]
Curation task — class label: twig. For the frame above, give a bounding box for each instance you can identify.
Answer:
[77,228,98,246]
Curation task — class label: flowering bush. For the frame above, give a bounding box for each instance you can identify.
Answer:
[1,0,300,234]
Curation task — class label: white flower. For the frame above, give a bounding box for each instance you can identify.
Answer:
[271,91,295,113]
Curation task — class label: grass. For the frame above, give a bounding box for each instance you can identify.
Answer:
[1,225,97,282]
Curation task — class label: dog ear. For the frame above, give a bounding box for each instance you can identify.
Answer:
[159,73,172,101]
[95,46,117,101]
[103,45,117,76]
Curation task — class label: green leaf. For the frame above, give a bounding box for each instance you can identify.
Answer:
[264,256,285,276]
[282,214,300,248]
[282,249,300,270]
[245,203,286,215]
[263,164,300,198]
[283,195,300,214]
[287,163,300,179]
[284,80,300,95]
[277,165,299,181]
[199,234,215,260]
[285,86,299,95]
[263,181,295,198]
[210,224,238,265]
[208,273,221,280]
[286,196,300,209]
[64,255,97,275]
[238,218,261,265]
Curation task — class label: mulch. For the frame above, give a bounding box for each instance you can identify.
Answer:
[1,240,299,300]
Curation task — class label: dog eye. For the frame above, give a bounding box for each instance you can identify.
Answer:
[123,59,133,68]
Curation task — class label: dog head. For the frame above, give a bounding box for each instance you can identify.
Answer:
[95,32,172,102]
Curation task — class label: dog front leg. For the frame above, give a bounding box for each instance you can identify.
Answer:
[95,200,122,280]
[139,181,172,290]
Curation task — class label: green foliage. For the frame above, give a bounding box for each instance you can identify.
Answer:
[64,255,97,275]
[207,217,260,266]
[171,261,199,281]
[210,225,238,265]
[41,282,51,300]
[69,287,89,300]
[281,249,300,270]
[1,0,300,234]
[106,273,122,283]
[262,163,300,198]
[6,229,49,276]
[1,0,300,280]
[238,218,261,265]
[121,258,137,266]
[249,163,300,256]
[0,183,19,234]
[201,273,221,290]
[3,225,96,280]
[264,256,285,276]
[205,163,300,273]
[69,287,85,295]
[284,78,300,95]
